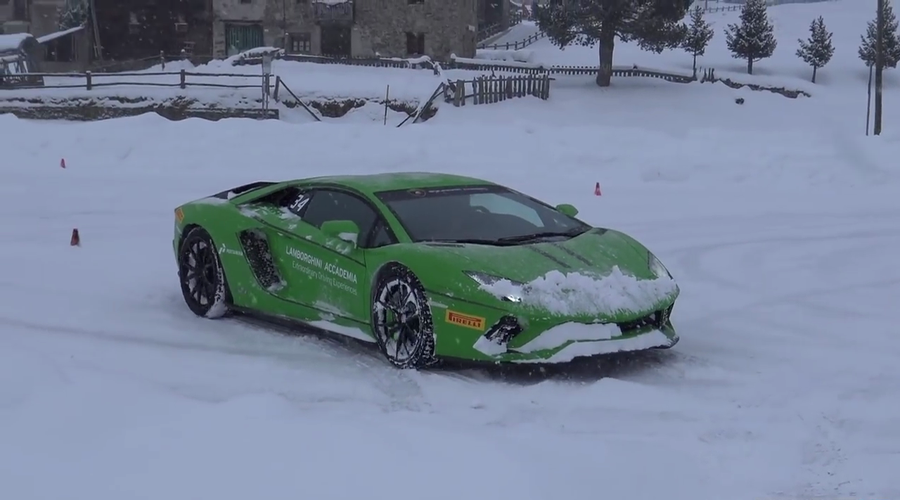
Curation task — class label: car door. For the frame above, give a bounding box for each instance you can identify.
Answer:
[258,187,383,324]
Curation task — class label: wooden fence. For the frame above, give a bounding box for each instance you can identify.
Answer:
[701,0,824,11]
[477,5,525,43]
[478,23,506,43]
[702,4,743,12]
[443,74,551,107]
[445,59,695,83]
[478,31,547,51]
[0,69,267,91]
[89,51,217,74]
[233,51,695,84]
[236,52,434,70]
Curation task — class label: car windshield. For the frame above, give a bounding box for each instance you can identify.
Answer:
[375,185,589,244]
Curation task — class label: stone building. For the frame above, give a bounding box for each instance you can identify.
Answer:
[477,0,510,33]
[1,0,93,71]
[213,0,480,61]
[93,0,213,62]
[1,0,69,37]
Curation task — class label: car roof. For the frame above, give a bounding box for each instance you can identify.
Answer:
[290,172,496,195]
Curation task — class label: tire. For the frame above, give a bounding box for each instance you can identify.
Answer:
[370,263,436,369]
[178,226,230,319]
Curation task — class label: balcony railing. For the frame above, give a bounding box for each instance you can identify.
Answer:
[312,0,354,25]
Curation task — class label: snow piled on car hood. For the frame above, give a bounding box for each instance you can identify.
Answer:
[479,267,678,316]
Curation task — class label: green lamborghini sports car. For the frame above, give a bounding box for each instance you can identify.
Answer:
[173,172,680,369]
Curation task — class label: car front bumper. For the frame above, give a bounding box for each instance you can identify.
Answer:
[427,292,678,364]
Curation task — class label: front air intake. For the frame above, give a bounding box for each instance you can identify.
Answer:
[483,315,523,345]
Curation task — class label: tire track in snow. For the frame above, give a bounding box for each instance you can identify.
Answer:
[797,412,853,498]
[670,226,895,293]
[0,315,345,363]
[0,314,433,411]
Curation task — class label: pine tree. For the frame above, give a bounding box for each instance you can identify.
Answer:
[57,0,89,31]
[681,5,714,77]
[858,0,900,68]
[796,16,834,83]
[724,0,777,75]
[534,0,691,87]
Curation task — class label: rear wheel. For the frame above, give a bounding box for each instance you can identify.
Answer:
[178,226,230,318]
[371,263,436,369]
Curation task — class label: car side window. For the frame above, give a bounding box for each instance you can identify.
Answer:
[368,219,396,248]
[302,189,380,248]
[286,189,311,217]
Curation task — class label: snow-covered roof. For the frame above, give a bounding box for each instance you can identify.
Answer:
[0,33,33,53]
[37,25,85,44]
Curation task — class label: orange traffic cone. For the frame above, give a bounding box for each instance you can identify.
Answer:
[70,228,80,246]
[594,182,601,196]
[60,158,66,168]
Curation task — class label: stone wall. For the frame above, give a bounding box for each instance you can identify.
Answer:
[0,0,66,37]
[211,0,479,60]
[263,0,320,55]
[28,0,66,38]
[354,0,478,60]
[0,95,278,121]
[477,0,510,31]
[212,0,268,57]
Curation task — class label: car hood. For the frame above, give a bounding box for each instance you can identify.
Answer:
[421,229,647,280]
[416,228,678,321]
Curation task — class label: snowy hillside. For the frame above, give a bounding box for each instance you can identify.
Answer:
[481,0,898,128]
[1,0,899,499]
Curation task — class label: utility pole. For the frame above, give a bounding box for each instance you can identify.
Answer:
[875,0,885,135]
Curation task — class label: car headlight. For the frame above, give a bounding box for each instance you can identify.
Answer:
[648,252,672,279]
[464,271,524,302]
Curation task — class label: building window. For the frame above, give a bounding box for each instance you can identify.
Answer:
[128,12,140,35]
[405,32,425,55]
[12,0,28,21]
[175,15,188,34]
[289,32,311,53]
[44,36,76,63]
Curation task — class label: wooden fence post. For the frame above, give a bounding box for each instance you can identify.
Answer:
[473,77,481,105]
[383,84,390,125]
[180,69,186,89]
[85,71,92,90]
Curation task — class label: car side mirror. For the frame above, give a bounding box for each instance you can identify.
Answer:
[320,220,360,247]
[555,203,578,217]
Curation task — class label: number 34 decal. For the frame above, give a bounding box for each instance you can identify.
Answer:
[289,194,309,215]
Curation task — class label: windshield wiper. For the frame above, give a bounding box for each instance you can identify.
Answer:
[423,238,503,245]
[496,227,587,244]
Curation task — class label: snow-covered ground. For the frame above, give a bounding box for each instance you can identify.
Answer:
[483,1,893,93]
[2,0,900,499]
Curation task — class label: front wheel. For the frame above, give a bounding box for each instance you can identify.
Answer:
[178,226,230,319]
[371,263,436,369]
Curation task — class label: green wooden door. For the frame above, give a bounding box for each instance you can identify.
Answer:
[225,24,264,57]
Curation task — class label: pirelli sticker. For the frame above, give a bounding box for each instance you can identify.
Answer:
[445,310,485,331]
